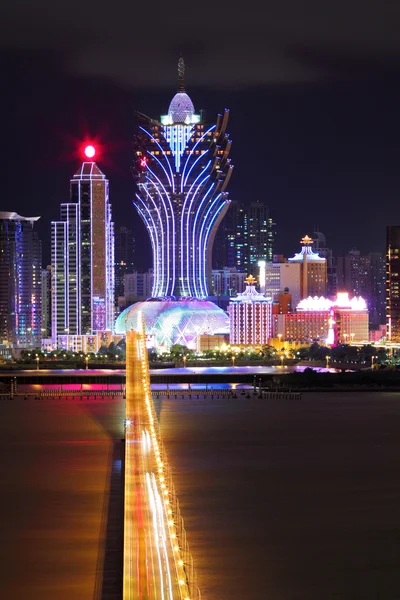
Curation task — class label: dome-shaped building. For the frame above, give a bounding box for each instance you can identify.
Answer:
[115,298,229,350]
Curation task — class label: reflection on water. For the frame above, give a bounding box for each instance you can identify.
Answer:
[1,391,400,599]
[0,397,124,600]
[157,392,400,600]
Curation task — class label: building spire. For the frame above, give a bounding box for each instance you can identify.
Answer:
[177,57,185,92]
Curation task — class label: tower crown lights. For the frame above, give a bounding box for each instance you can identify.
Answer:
[244,274,257,286]
[289,234,325,262]
[300,234,313,245]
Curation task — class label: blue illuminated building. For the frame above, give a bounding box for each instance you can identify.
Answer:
[0,212,42,349]
[132,58,233,298]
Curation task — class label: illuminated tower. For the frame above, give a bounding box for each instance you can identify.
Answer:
[132,58,233,298]
[51,149,114,343]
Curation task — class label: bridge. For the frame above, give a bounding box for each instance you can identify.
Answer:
[123,322,200,600]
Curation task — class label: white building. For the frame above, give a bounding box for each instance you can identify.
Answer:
[51,160,114,347]
[228,275,273,345]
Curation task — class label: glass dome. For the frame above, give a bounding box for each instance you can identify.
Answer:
[168,92,195,124]
[115,298,229,350]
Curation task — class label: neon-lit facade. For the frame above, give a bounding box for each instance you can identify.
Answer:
[51,162,115,344]
[132,58,233,298]
[274,292,369,345]
[0,212,42,348]
[115,298,229,350]
[228,275,273,345]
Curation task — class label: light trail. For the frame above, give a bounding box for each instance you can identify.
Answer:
[123,322,195,600]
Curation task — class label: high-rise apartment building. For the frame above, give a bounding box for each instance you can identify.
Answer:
[115,225,135,301]
[51,161,114,344]
[0,212,42,348]
[247,201,275,268]
[132,58,233,298]
[214,200,275,272]
[386,226,400,341]
[337,249,385,327]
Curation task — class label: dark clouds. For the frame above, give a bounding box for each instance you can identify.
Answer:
[2,1,400,87]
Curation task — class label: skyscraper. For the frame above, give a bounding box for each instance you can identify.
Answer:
[132,58,233,298]
[0,212,42,349]
[386,226,400,341]
[213,200,275,272]
[51,159,114,344]
[115,225,135,302]
[247,201,275,268]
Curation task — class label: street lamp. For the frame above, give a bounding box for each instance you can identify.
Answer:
[183,355,187,368]
[231,355,236,368]
[350,332,355,343]
[85,355,89,370]
[35,354,39,370]
[371,355,377,368]
[325,355,329,368]
[280,354,284,367]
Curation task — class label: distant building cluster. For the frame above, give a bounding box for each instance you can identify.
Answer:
[0,59,394,356]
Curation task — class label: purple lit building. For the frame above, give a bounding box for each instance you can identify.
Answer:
[116,59,232,349]
[132,58,233,298]
[0,212,42,349]
[51,161,114,345]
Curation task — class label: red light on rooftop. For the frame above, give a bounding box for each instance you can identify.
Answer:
[84,145,96,159]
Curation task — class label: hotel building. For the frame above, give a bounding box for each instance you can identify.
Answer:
[228,275,272,345]
[132,58,233,298]
[274,293,369,345]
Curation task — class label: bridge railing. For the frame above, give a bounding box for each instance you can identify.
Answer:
[134,320,201,600]
[142,371,201,599]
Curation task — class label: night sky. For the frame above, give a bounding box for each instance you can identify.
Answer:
[2,1,400,269]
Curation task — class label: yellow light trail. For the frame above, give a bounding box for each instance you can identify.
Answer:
[123,317,195,600]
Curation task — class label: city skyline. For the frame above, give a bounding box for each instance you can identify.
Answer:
[2,46,400,267]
